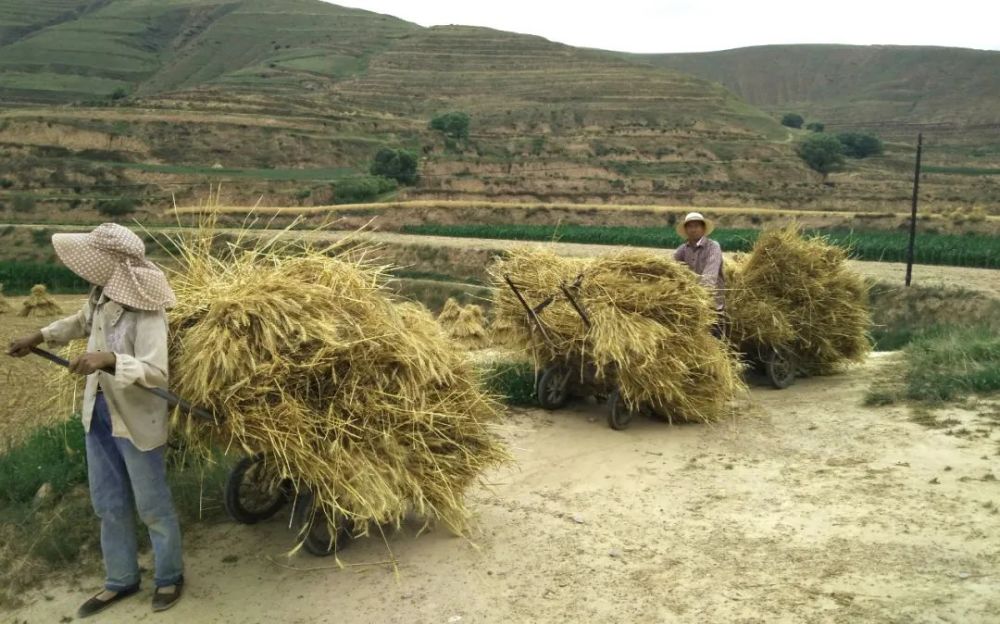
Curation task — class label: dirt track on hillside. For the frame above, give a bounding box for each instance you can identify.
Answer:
[10,355,1000,623]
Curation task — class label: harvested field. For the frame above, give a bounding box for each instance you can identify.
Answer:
[0,294,87,451]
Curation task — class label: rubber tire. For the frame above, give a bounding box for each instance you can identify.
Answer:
[224,454,290,525]
[292,489,353,557]
[606,389,636,431]
[765,349,797,389]
[537,364,571,411]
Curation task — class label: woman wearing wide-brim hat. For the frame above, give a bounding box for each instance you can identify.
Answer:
[7,223,185,616]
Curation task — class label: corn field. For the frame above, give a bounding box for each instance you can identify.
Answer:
[401,224,1000,269]
[0,261,90,295]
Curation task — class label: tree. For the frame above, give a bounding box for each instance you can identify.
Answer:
[796,134,844,177]
[429,112,470,140]
[108,87,129,101]
[369,148,418,185]
[95,197,136,218]
[781,113,804,129]
[837,132,883,158]
[806,122,825,132]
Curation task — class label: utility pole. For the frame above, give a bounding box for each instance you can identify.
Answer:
[905,133,923,287]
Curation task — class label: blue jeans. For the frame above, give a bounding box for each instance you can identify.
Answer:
[85,394,184,590]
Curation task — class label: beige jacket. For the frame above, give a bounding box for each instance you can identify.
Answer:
[41,288,170,451]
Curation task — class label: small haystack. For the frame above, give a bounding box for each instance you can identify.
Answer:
[490,248,744,423]
[18,284,62,317]
[0,283,11,314]
[725,226,871,372]
[436,297,463,326]
[446,305,490,350]
[167,226,510,540]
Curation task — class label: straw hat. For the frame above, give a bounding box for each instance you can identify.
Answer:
[675,211,715,238]
[52,223,176,310]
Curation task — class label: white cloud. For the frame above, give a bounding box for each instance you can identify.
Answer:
[329,0,1000,53]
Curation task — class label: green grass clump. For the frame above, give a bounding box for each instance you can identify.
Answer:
[0,418,87,503]
[483,361,537,407]
[0,416,230,605]
[866,326,1000,405]
[402,224,1000,269]
[905,327,1000,402]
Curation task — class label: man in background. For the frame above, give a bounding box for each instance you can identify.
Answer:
[673,211,725,336]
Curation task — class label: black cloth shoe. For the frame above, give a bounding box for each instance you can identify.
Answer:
[77,583,140,619]
[151,576,184,613]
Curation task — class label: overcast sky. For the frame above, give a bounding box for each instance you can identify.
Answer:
[330,0,999,53]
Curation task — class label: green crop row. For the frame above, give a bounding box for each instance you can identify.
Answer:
[923,165,1000,176]
[400,224,1000,269]
[0,261,91,295]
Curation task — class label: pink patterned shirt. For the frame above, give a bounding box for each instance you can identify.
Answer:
[674,237,725,311]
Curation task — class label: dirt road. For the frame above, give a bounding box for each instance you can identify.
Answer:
[11,356,999,623]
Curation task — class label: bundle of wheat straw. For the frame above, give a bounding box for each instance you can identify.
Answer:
[490,248,743,423]
[18,284,62,317]
[436,297,463,326]
[160,224,510,541]
[446,304,490,350]
[724,226,871,372]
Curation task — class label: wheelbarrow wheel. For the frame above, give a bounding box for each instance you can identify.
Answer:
[765,348,797,389]
[606,388,636,431]
[292,489,353,557]
[224,453,291,525]
[537,364,571,410]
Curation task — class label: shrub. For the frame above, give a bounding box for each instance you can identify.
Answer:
[837,132,884,158]
[108,87,129,101]
[781,113,804,128]
[796,134,844,176]
[332,176,397,204]
[0,178,13,189]
[806,122,825,132]
[12,194,35,213]
[95,197,136,217]
[369,148,419,185]
[429,112,470,140]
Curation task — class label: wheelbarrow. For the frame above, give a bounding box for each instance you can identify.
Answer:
[504,274,639,431]
[31,347,349,557]
[737,342,798,389]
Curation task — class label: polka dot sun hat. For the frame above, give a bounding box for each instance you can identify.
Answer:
[52,223,176,310]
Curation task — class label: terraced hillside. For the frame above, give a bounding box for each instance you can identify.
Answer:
[637,45,1000,142]
[0,1,997,221]
[0,0,418,101]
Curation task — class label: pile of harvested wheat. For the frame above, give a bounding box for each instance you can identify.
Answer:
[162,226,509,541]
[725,226,871,372]
[18,284,62,317]
[443,304,490,350]
[490,248,744,423]
[435,299,491,350]
[436,297,464,326]
[0,283,10,314]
